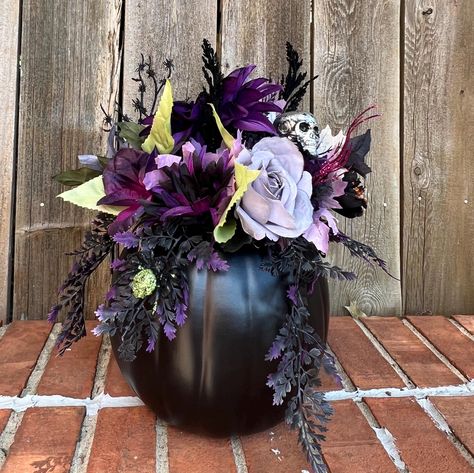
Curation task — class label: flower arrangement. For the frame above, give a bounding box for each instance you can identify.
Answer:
[48,40,388,472]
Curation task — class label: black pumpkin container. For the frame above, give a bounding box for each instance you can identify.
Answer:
[111,248,329,437]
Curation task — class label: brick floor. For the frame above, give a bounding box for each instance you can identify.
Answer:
[0,316,473,473]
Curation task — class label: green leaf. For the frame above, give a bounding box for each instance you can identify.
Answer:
[209,103,235,149]
[57,176,124,216]
[344,301,367,318]
[213,162,260,243]
[53,167,101,187]
[117,122,146,149]
[141,79,174,154]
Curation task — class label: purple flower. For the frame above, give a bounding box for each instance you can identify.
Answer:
[97,148,156,234]
[112,231,139,249]
[235,137,314,241]
[219,65,283,134]
[143,140,235,227]
[141,66,282,146]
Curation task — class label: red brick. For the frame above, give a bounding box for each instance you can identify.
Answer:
[324,400,397,473]
[87,407,156,473]
[362,317,459,387]
[1,407,84,473]
[37,321,102,398]
[0,321,52,396]
[329,317,404,389]
[240,422,310,472]
[0,409,10,432]
[366,398,472,473]
[454,315,474,334]
[431,397,474,454]
[408,316,474,379]
[168,427,236,473]
[104,354,136,397]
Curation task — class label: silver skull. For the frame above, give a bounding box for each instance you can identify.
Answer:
[274,112,320,157]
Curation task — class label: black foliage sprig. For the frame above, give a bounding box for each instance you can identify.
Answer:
[201,38,224,102]
[261,237,356,285]
[132,54,174,120]
[265,240,333,473]
[51,213,115,355]
[280,42,318,112]
[332,232,397,279]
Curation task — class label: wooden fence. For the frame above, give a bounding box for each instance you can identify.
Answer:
[1,0,473,323]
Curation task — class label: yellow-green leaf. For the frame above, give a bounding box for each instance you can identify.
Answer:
[213,162,260,243]
[141,79,174,154]
[209,104,235,149]
[344,301,367,319]
[57,176,124,216]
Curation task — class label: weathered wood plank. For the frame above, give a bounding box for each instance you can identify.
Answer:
[403,1,474,315]
[220,0,311,109]
[313,0,402,315]
[122,0,217,116]
[13,1,122,319]
[0,1,20,324]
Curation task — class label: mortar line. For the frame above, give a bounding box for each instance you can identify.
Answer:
[70,335,112,473]
[0,322,60,469]
[155,418,169,473]
[230,436,248,473]
[417,397,474,467]
[449,318,474,342]
[0,325,8,340]
[1,382,474,412]
[355,317,474,466]
[402,318,468,382]
[328,348,409,472]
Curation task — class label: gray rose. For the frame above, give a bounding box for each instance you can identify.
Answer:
[235,137,313,241]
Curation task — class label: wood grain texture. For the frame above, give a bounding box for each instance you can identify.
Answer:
[0,2,20,324]
[403,0,474,315]
[13,0,122,319]
[122,0,217,116]
[313,0,402,315]
[220,0,311,109]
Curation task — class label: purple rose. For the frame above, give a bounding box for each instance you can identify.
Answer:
[235,137,313,241]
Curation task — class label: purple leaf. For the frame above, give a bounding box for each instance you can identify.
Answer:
[113,231,139,249]
[287,285,298,305]
[208,251,230,272]
[110,259,126,271]
[47,305,60,323]
[175,303,188,326]
[163,322,177,341]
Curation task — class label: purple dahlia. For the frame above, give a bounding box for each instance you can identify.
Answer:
[97,148,155,234]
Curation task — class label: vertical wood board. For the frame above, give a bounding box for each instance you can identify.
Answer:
[403,0,474,314]
[122,0,218,117]
[0,1,20,323]
[13,0,122,319]
[220,0,311,110]
[313,0,402,315]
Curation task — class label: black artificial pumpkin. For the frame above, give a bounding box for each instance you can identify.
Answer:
[111,248,329,436]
